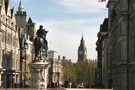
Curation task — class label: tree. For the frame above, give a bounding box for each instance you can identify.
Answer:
[75,61,89,83]
[62,60,76,82]
[62,59,97,86]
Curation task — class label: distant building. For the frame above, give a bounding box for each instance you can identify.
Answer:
[15,0,27,30]
[26,17,36,42]
[78,36,87,62]
[18,28,33,87]
[48,50,63,86]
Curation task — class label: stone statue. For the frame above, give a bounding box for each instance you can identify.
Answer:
[30,68,45,88]
[30,25,49,88]
[34,25,48,60]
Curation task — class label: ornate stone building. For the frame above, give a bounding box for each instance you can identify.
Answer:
[0,1,3,87]
[26,17,36,42]
[96,18,108,88]
[48,50,63,86]
[78,36,87,62]
[15,0,36,87]
[0,0,20,88]
[97,0,135,90]
[107,0,128,90]
[128,0,135,90]
[0,0,36,88]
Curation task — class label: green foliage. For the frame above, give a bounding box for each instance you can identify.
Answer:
[62,61,76,82]
[75,61,89,83]
[62,59,97,85]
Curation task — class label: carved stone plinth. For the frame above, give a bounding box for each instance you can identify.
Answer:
[29,60,49,88]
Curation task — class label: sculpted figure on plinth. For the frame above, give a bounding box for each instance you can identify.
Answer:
[30,25,49,88]
[34,25,48,60]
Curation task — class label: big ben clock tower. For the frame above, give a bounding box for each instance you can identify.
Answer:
[78,36,87,62]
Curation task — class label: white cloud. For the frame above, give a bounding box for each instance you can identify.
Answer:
[47,29,98,62]
[11,0,27,2]
[45,29,97,62]
[36,17,103,33]
[52,0,108,13]
[44,17,102,25]
[11,0,18,1]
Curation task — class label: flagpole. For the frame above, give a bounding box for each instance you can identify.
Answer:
[105,0,107,18]
[101,0,107,18]
[101,8,107,18]
[99,0,108,18]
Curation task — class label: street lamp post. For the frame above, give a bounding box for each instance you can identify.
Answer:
[88,69,90,88]
[12,76,15,88]
[24,42,28,88]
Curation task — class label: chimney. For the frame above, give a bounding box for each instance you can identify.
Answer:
[58,55,60,60]
[63,56,66,61]
[69,59,71,62]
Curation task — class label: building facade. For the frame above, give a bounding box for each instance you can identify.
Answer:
[78,36,87,62]
[0,1,3,87]
[15,1,35,87]
[0,0,36,88]
[0,0,20,88]
[97,0,135,90]
[48,50,63,86]
[128,0,135,90]
[96,18,108,88]
[107,0,128,90]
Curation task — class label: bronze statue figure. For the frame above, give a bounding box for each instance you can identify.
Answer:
[34,25,48,60]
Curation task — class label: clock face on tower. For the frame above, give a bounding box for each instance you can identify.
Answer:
[79,51,83,55]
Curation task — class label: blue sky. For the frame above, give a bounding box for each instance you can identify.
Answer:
[11,0,108,62]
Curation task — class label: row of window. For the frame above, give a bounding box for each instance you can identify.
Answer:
[2,50,20,69]
[53,66,61,72]
[1,15,15,29]
[1,30,18,47]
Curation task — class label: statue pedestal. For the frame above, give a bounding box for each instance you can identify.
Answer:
[29,60,49,88]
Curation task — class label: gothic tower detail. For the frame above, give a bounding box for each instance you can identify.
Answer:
[26,17,36,42]
[18,0,24,13]
[78,36,87,62]
[15,0,27,30]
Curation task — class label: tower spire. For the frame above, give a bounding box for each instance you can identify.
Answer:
[81,34,84,43]
[78,35,87,62]
[18,0,24,13]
